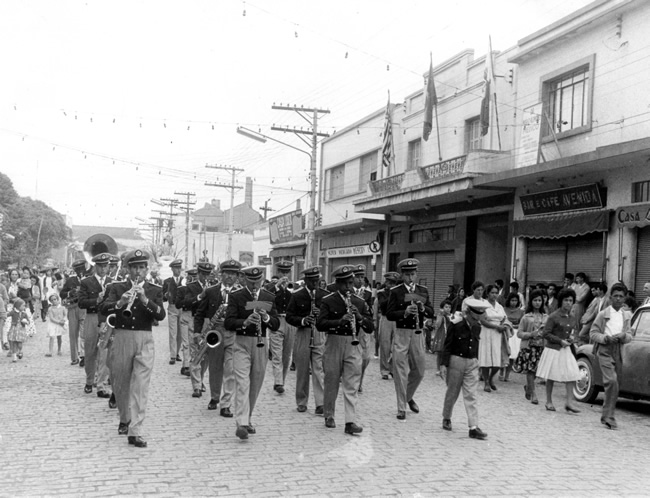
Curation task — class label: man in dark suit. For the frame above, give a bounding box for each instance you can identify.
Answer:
[162,259,184,365]
[175,269,196,377]
[377,272,400,380]
[266,260,295,394]
[78,252,113,397]
[286,266,330,414]
[60,259,88,366]
[386,258,434,420]
[183,262,215,398]
[317,265,374,435]
[224,266,280,439]
[101,249,166,448]
[193,259,242,415]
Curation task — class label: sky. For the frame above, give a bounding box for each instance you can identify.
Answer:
[0,0,594,232]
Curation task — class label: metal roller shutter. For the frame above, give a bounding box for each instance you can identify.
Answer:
[413,252,436,300]
[412,251,455,307]
[527,239,565,285]
[635,227,650,300]
[566,233,605,282]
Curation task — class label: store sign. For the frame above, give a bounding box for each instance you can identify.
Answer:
[616,202,650,228]
[239,251,254,265]
[520,183,603,216]
[325,245,375,258]
[420,155,466,181]
[516,103,542,169]
[269,209,304,244]
[258,255,272,265]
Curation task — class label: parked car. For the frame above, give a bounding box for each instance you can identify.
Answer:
[574,304,650,403]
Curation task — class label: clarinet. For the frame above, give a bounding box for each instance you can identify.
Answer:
[344,291,360,346]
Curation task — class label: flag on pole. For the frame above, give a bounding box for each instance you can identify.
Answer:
[381,94,393,169]
[423,54,437,142]
[480,37,495,137]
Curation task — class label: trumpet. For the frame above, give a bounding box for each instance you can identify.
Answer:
[344,292,360,346]
[191,329,223,367]
[122,278,143,319]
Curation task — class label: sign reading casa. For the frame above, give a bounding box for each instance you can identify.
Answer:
[520,183,603,216]
[616,202,650,227]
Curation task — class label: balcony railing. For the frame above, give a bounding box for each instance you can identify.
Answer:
[369,173,405,195]
[419,155,467,181]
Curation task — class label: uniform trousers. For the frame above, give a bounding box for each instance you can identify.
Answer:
[442,355,479,427]
[179,310,193,371]
[220,330,236,409]
[111,329,155,437]
[323,334,362,424]
[392,327,426,411]
[270,316,296,386]
[293,326,325,408]
[196,318,224,402]
[597,343,623,423]
[167,304,181,360]
[83,313,109,392]
[233,335,268,427]
[67,305,86,362]
[378,315,395,376]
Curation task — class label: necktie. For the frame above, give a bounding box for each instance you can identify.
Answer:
[252,290,258,302]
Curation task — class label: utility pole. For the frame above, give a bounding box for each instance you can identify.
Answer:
[205,165,244,259]
[259,199,274,220]
[174,192,196,267]
[270,104,330,267]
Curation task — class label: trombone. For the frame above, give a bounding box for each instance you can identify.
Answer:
[344,291,360,346]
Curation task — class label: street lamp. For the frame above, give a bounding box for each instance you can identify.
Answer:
[236,126,317,267]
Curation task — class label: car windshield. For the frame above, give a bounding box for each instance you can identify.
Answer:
[632,308,650,337]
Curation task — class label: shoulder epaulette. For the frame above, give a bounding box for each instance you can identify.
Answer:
[146,281,162,288]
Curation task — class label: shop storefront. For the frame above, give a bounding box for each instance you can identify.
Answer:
[616,202,650,298]
[321,243,383,284]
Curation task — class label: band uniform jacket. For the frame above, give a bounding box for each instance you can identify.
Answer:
[224,287,280,337]
[316,292,374,336]
[60,275,84,306]
[78,275,113,323]
[376,288,390,316]
[162,276,184,304]
[181,280,207,316]
[101,280,166,331]
[174,285,191,312]
[353,287,374,311]
[386,283,434,329]
[286,287,330,328]
[193,282,236,334]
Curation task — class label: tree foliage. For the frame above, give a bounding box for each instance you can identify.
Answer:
[0,172,71,268]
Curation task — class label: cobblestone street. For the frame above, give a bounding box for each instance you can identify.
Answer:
[2,318,650,497]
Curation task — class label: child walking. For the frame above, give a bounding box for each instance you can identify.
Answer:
[8,298,29,362]
[46,294,66,356]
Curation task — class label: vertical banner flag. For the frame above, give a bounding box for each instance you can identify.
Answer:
[480,37,495,137]
[382,93,393,169]
[423,54,437,141]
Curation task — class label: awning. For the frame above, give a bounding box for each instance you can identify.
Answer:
[270,245,305,258]
[513,210,610,239]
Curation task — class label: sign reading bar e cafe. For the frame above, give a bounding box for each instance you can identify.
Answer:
[520,183,603,216]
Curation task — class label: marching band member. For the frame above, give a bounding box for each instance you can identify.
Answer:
[352,264,374,393]
[377,272,400,380]
[224,266,280,439]
[78,253,112,398]
[183,262,215,398]
[266,260,295,394]
[108,256,120,280]
[317,265,374,435]
[175,269,196,377]
[60,259,87,366]
[106,255,122,410]
[386,258,433,420]
[286,266,329,414]
[101,249,165,448]
[162,259,184,366]
[193,259,242,415]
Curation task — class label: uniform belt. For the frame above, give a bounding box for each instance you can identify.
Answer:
[236,331,264,338]
[278,313,287,317]
[327,330,356,336]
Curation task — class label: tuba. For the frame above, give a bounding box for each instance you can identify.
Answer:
[83,233,119,263]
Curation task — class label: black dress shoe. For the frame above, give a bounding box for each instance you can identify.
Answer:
[442,419,452,431]
[274,384,285,394]
[201,384,206,392]
[344,422,363,435]
[396,410,406,420]
[245,425,256,434]
[236,426,249,440]
[192,389,202,398]
[84,385,92,394]
[175,355,182,362]
[382,374,389,380]
[408,399,420,413]
[290,362,296,371]
[96,391,110,399]
[358,384,363,393]
[601,418,618,430]
[71,359,79,365]
[108,393,117,409]
[118,421,130,435]
[220,407,233,417]
[325,417,336,428]
[169,358,176,365]
[469,427,488,440]
[128,436,148,448]
[79,357,85,367]
[180,367,190,377]
[207,399,218,410]
[315,405,324,415]
[297,405,307,413]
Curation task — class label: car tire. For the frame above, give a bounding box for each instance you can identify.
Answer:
[574,356,599,403]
